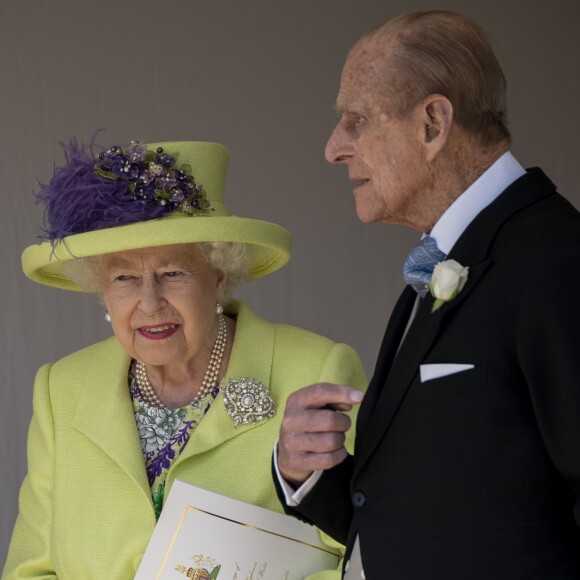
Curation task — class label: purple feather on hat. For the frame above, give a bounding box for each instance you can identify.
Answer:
[37,138,171,243]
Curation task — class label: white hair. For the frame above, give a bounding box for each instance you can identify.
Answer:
[61,241,250,300]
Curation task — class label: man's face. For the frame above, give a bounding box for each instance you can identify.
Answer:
[325,43,429,228]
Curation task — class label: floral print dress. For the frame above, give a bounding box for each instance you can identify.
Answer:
[129,370,219,519]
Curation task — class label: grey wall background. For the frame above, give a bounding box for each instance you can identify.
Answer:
[1,0,579,566]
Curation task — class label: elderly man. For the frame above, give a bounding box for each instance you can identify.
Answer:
[275,10,580,579]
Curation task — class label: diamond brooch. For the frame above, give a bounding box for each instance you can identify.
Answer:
[223,378,275,427]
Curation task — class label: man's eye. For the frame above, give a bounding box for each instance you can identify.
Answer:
[164,271,183,277]
[115,274,133,282]
[344,113,366,132]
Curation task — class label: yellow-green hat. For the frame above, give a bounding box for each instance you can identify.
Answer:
[22,140,292,291]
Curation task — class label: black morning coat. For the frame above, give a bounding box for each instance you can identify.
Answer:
[277,168,580,579]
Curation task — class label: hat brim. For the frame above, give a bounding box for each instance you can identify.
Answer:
[22,213,292,291]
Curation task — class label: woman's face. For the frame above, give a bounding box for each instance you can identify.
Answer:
[100,243,226,369]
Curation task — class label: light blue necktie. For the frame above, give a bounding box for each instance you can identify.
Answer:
[403,235,446,297]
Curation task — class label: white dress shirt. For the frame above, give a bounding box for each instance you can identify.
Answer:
[429,151,525,253]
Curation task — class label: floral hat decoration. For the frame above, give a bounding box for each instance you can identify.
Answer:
[22,138,292,291]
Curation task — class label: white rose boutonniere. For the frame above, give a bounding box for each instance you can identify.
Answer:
[429,259,469,313]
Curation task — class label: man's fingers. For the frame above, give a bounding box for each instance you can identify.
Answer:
[281,430,347,454]
[282,408,352,435]
[278,446,349,485]
[277,383,363,484]
[324,401,357,412]
[292,448,349,473]
[285,383,364,412]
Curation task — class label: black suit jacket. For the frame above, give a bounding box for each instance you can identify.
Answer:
[280,169,580,578]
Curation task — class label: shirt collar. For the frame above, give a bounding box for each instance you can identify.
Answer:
[429,151,526,255]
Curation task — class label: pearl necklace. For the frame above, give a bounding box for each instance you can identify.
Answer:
[133,315,228,409]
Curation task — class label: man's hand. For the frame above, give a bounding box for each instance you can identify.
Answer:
[277,383,364,487]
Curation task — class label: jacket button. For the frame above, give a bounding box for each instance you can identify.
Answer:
[352,491,366,508]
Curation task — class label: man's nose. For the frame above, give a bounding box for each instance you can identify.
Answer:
[325,123,353,164]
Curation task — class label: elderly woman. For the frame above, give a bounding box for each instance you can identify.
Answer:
[3,140,366,579]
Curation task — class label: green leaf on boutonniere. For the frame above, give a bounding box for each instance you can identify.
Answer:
[431,298,445,313]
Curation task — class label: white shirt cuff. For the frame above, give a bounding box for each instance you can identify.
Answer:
[273,438,324,506]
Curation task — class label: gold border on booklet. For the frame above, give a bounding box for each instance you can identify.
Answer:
[157,504,340,577]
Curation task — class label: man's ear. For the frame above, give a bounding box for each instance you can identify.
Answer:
[420,94,453,161]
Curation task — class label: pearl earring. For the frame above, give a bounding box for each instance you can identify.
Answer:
[104,312,111,323]
[216,303,224,315]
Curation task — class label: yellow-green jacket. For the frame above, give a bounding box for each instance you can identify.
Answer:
[3,301,366,579]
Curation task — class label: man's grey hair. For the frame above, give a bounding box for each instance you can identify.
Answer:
[361,10,510,146]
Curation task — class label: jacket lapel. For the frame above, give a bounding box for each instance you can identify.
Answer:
[72,338,152,505]
[354,168,556,475]
[354,286,416,452]
[354,258,490,474]
[172,301,276,467]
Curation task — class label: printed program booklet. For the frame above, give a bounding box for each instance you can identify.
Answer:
[135,479,341,579]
